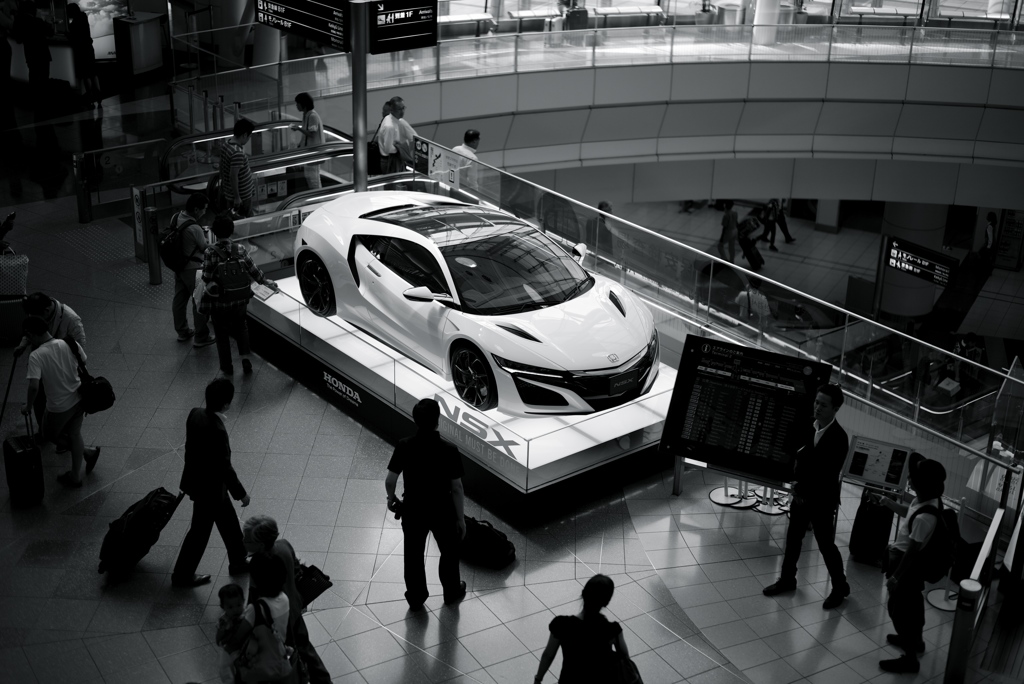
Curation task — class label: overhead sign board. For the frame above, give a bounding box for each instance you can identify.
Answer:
[255,0,349,52]
[369,0,437,54]
[885,236,958,287]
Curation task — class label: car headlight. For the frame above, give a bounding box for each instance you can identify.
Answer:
[492,355,564,378]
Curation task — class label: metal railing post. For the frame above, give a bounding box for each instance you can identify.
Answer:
[203,90,210,131]
[144,207,163,285]
[234,102,241,125]
[514,34,519,73]
[188,85,195,132]
[943,580,983,684]
[218,94,225,129]
[73,153,91,224]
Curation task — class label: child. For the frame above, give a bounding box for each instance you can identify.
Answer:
[216,583,250,683]
[869,454,946,674]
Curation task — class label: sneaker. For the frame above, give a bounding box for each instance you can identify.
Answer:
[762,579,797,597]
[879,655,920,674]
[886,634,925,653]
[84,447,101,475]
[171,574,212,588]
[822,583,851,610]
[242,359,253,374]
[785,238,796,244]
[177,329,195,342]
[443,581,467,604]
[57,471,83,489]
[193,335,216,348]
[768,245,778,252]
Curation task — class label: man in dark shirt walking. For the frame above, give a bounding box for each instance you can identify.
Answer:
[763,383,851,609]
[171,378,250,587]
[385,398,467,609]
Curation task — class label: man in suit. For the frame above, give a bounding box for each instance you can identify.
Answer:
[171,378,250,588]
[763,383,851,609]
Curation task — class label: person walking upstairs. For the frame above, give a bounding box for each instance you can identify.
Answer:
[291,92,324,190]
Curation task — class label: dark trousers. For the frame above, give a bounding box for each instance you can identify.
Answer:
[211,306,251,373]
[762,214,794,245]
[886,549,925,656]
[172,269,210,338]
[780,499,848,589]
[292,614,332,684]
[402,508,462,605]
[172,493,247,580]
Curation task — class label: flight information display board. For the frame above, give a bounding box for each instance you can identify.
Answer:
[660,338,831,483]
[369,0,438,54]
[885,236,958,287]
[255,0,349,52]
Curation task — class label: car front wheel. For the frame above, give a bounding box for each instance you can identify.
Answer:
[297,253,336,317]
[451,344,497,411]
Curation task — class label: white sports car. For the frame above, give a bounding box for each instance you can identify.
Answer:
[294,191,659,416]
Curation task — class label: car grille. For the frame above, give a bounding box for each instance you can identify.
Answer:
[513,332,659,410]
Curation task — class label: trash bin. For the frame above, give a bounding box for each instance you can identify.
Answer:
[777,4,796,24]
[718,3,744,24]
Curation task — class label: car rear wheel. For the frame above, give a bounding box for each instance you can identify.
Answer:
[451,344,497,411]
[297,253,336,317]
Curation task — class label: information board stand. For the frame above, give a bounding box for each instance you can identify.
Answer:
[709,479,758,509]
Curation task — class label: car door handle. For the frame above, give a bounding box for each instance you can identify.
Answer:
[366,263,381,277]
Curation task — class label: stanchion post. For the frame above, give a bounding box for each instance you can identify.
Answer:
[144,207,163,285]
[73,153,92,224]
[944,579,982,684]
[352,0,369,192]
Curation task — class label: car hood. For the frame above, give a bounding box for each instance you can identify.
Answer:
[489,279,653,371]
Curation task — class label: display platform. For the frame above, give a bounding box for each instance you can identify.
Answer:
[247,278,676,493]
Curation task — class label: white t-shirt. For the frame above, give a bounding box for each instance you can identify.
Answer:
[26,337,85,413]
[243,593,290,638]
[891,497,940,553]
[377,114,416,156]
[452,144,478,161]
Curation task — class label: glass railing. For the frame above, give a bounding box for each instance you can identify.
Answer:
[197,150,1023,505]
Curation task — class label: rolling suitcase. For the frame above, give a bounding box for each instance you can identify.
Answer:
[2,360,44,509]
[462,516,516,569]
[849,489,894,566]
[98,487,186,576]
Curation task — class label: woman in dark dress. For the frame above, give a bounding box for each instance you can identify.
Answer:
[65,3,100,106]
[533,575,631,684]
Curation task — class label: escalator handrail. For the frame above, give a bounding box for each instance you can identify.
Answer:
[276,171,426,211]
[159,121,352,180]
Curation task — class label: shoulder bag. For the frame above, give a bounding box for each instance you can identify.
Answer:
[235,599,293,683]
[368,117,385,176]
[294,561,333,609]
[63,336,115,414]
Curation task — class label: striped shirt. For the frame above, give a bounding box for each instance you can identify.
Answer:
[220,140,254,202]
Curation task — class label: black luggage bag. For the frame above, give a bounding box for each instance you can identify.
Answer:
[99,487,185,575]
[2,359,43,509]
[738,236,764,271]
[462,516,516,569]
[564,7,589,30]
[849,489,894,566]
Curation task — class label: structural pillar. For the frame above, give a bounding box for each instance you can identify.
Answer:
[753,0,781,44]
[816,199,840,233]
[878,202,947,318]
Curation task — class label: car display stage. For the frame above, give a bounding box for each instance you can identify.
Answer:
[248,277,676,493]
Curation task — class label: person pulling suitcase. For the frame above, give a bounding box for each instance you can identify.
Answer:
[3,357,44,508]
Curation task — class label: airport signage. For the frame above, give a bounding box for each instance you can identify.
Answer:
[255,0,349,52]
[368,0,437,54]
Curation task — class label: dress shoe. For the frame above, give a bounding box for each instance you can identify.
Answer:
[242,359,253,374]
[228,561,250,576]
[886,634,925,653]
[85,447,101,474]
[785,238,796,244]
[822,583,851,609]
[879,655,920,673]
[57,471,83,489]
[171,574,211,588]
[177,329,195,342]
[762,579,797,596]
[769,245,778,252]
[443,581,467,604]
[193,335,216,348]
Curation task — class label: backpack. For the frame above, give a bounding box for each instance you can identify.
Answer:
[210,245,253,304]
[158,213,200,273]
[462,516,516,569]
[63,336,116,414]
[235,599,293,683]
[907,502,959,583]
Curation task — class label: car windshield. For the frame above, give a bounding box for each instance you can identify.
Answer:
[440,225,589,316]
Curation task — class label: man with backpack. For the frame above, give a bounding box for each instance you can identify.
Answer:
[198,216,276,376]
[869,455,950,674]
[164,193,215,346]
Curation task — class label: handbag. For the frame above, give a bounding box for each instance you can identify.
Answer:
[294,562,333,609]
[367,117,385,176]
[617,654,644,684]
[234,599,293,683]
[63,336,115,414]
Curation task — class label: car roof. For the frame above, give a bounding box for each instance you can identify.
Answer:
[368,205,532,248]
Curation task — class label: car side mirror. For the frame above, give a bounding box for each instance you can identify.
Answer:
[403,286,435,302]
[572,242,587,265]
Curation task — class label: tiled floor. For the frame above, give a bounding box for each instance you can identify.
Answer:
[0,194,1013,682]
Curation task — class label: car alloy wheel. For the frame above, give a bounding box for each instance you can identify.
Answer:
[451,345,497,411]
[297,253,336,317]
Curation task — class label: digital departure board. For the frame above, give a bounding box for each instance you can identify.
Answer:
[369,0,438,54]
[255,0,349,52]
[660,338,831,483]
[885,237,958,287]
